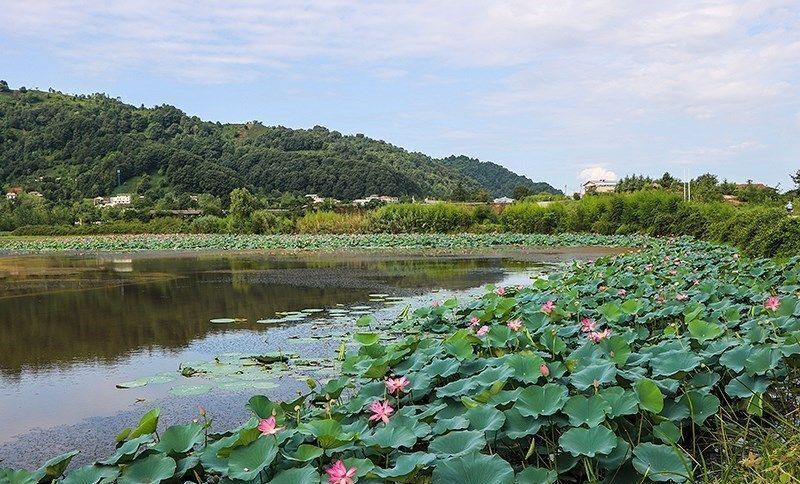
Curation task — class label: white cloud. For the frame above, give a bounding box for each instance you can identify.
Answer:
[578,166,618,182]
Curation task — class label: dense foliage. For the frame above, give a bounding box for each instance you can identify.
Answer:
[4,238,799,483]
[440,155,560,198]
[0,233,643,253]
[0,88,555,202]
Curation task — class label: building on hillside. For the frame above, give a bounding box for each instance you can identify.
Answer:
[6,187,23,200]
[492,197,515,204]
[582,179,617,196]
[27,191,44,198]
[352,194,399,206]
[93,194,132,207]
[305,194,341,205]
[5,192,16,201]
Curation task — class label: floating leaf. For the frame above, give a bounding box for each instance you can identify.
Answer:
[558,425,617,457]
[632,443,691,482]
[432,452,514,484]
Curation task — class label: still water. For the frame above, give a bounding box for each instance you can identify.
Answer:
[0,247,609,467]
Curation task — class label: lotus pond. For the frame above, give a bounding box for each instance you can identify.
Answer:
[3,237,799,483]
[0,246,614,469]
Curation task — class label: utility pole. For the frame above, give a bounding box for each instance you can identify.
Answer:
[117,169,121,187]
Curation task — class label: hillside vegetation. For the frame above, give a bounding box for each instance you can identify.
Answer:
[0,88,556,201]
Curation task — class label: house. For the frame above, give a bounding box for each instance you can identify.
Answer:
[582,179,617,196]
[352,194,399,206]
[492,197,515,204]
[27,191,44,198]
[93,193,132,207]
[109,194,131,206]
[5,192,16,201]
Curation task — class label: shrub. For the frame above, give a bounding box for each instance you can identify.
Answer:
[370,203,474,233]
[296,211,370,234]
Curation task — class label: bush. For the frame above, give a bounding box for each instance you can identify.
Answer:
[296,211,370,234]
[370,203,474,233]
[189,216,227,234]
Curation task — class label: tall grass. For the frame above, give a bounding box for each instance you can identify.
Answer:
[296,211,371,234]
[369,203,475,233]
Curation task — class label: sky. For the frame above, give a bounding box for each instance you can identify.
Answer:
[1,1,799,193]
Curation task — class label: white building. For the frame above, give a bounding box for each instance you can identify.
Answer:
[352,194,399,206]
[109,194,132,206]
[492,197,515,204]
[582,179,617,196]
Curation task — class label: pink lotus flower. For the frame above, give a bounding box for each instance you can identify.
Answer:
[669,270,678,276]
[516,284,525,291]
[656,293,666,304]
[476,325,490,337]
[733,253,740,260]
[541,300,555,314]
[580,318,596,333]
[764,296,780,312]
[507,319,522,332]
[326,460,357,484]
[469,316,480,327]
[539,363,550,377]
[645,264,653,272]
[385,376,409,395]
[599,285,608,291]
[257,416,284,436]
[431,300,441,308]
[368,400,394,424]
[587,328,612,343]
[617,289,627,297]
[494,287,506,296]
[692,279,700,286]
[676,294,688,301]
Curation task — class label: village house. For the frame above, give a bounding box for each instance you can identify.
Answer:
[352,194,399,206]
[492,196,515,204]
[93,194,133,207]
[5,187,23,201]
[305,194,341,205]
[582,179,617,196]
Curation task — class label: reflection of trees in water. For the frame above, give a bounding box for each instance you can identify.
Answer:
[0,254,532,379]
[0,275,366,378]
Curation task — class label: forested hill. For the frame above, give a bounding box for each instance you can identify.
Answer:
[0,87,557,201]
[440,155,561,197]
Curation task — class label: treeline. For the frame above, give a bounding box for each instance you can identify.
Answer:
[614,172,791,204]
[10,191,800,258]
[0,86,556,203]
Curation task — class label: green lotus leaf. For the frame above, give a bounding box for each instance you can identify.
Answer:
[118,454,176,484]
[227,437,278,481]
[687,319,723,343]
[363,422,418,449]
[514,383,569,418]
[598,302,624,322]
[125,408,160,441]
[596,437,632,470]
[432,452,514,484]
[562,394,611,427]
[432,416,470,435]
[724,374,770,398]
[37,450,79,479]
[373,452,436,479]
[61,465,119,484]
[649,349,701,377]
[632,443,692,482]
[744,347,781,375]
[247,395,286,422]
[653,421,682,444]
[539,330,567,354]
[284,444,323,462]
[428,430,486,457]
[718,345,752,372]
[298,419,352,449]
[465,405,506,433]
[421,358,460,378]
[558,425,617,457]
[514,466,558,483]
[599,386,639,418]
[0,469,45,484]
[505,352,546,383]
[634,378,664,414]
[354,332,380,345]
[99,435,153,465]
[153,422,203,455]
[267,466,320,484]
[570,361,617,390]
[600,336,631,366]
[680,391,719,425]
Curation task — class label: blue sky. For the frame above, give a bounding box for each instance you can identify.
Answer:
[1,1,799,193]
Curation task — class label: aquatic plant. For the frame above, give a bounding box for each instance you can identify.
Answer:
[4,237,799,482]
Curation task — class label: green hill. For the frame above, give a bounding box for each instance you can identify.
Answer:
[0,87,557,201]
[440,155,561,198]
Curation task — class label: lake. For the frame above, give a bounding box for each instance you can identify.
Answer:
[0,247,612,467]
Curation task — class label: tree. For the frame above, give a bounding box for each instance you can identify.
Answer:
[791,169,800,190]
[0,80,9,93]
[512,185,532,200]
[228,188,258,233]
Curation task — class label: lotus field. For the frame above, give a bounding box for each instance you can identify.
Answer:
[0,233,644,253]
[4,237,800,483]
